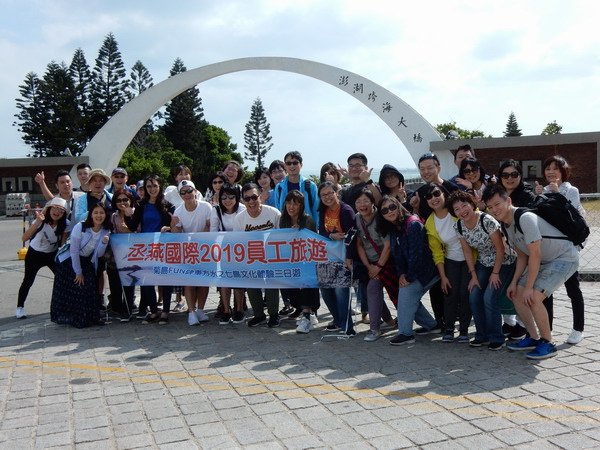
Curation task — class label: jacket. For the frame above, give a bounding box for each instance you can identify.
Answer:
[273,175,320,227]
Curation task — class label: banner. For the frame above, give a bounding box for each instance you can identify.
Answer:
[110,229,351,289]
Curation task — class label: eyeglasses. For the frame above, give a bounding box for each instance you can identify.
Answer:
[500,171,520,179]
[243,194,259,202]
[348,163,365,169]
[380,203,398,215]
[212,180,224,184]
[179,189,194,195]
[115,198,129,203]
[285,160,300,166]
[320,191,336,198]
[424,190,443,201]
[221,194,236,200]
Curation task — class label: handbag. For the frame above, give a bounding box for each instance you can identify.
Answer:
[357,218,399,306]
[55,239,71,263]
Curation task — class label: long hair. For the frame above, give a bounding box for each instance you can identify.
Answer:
[218,183,241,213]
[459,157,486,182]
[422,182,451,210]
[82,203,112,231]
[319,162,341,184]
[280,190,309,229]
[376,195,411,236]
[143,175,168,213]
[43,204,68,238]
[110,188,134,212]
[254,167,274,189]
[317,181,340,226]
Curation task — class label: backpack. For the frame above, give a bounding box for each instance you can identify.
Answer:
[276,179,315,211]
[514,193,589,247]
[456,212,489,236]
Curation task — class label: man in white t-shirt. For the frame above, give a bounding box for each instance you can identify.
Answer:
[171,180,213,326]
[483,184,579,360]
[234,183,281,327]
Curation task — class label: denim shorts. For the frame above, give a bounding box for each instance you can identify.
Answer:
[518,259,578,297]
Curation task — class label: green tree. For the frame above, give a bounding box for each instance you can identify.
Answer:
[89,32,129,139]
[68,48,91,149]
[161,58,205,156]
[504,112,522,137]
[128,60,155,146]
[38,61,81,156]
[243,97,273,169]
[541,120,562,135]
[435,121,491,140]
[119,131,193,183]
[197,124,243,189]
[14,72,45,156]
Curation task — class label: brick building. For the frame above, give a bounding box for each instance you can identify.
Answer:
[430,131,600,194]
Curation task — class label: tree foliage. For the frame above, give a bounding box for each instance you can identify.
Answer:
[68,48,91,149]
[541,120,562,135]
[243,97,273,169]
[435,121,491,140]
[89,32,129,138]
[119,131,193,183]
[504,112,523,137]
[128,60,155,146]
[14,72,44,156]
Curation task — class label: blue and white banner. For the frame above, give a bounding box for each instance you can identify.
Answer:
[110,229,350,289]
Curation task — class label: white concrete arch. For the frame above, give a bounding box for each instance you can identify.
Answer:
[78,57,448,179]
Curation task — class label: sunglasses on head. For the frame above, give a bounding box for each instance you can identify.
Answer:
[179,188,194,195]
[424,190,442,200]
[221,194,236,200]
[380,203,398,215]
[115,197,129,203]
[243,194,259,202]
[285,160,300,166]
[500,171,520,179]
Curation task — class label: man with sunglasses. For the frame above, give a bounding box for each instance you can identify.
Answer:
[234,183,282,328]
[273,151,319,226]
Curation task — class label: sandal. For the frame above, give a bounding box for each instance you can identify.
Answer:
[361,313,369,324]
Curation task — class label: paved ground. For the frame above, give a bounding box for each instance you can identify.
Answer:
[1,219,600,449]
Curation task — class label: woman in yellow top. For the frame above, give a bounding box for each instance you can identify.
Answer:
[423,183,472,343]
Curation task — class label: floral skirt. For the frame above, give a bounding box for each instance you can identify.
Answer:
[51,256,100,328]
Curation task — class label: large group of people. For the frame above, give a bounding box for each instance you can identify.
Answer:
[17,146,586,361]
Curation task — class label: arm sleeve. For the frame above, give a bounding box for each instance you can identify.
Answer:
[209,208,221,232]
[69,223,84,276]
[425,217,445,265]
[124,203,143,231]
[405,221,425,282]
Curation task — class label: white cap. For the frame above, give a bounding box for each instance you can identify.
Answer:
[178,180,196,191]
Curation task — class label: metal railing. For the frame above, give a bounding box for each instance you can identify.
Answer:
[579,195,599,281]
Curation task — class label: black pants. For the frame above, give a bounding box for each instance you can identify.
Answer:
[545,271,584,332]
[141,286,173,314]
[106,262,135,316]
[18,247,57,308]
[428,280,446,328]
[443,258,471,334]
[281,288,320,311]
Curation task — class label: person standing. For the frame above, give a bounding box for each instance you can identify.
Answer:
[234,183,281,328]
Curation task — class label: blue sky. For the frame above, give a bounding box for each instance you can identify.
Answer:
[1,0,599,173]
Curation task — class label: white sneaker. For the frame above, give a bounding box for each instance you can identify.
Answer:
[16,307,26,319]
[296,317,312,334]
[195,309,209,323]
[188,312,200,326]
[566,329,584,345]
[310,313,318,325]
[363,330,381,342]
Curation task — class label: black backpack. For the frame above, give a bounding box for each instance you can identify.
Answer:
[456,212,489,236]
[514,193,589,247]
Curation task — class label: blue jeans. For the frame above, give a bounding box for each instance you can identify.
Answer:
[321,287,354,332]
[470,262,515,344]
[396,277,439,337]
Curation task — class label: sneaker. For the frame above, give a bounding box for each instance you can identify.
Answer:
[247,314,267,327]
[279,305,294,316]
[16,307,26,319]
[526,341,558,360]
[469,338,490,347]
[136,310,148,320]
[344,329,357,337]
[267,316,280,328]
[363,330,381,342]
[507,336,539,351]
[352,307,361,315]
[287,308,302,320]
[457,334,470,343]
[172,302,186,313]
[502,323,514,337]
[158,315,169,325]
[219,314,231,325]
[231,311,245,324]
[509,324,527,340]
[195,309,209,323]
[188,312,200,326]
[488,341,505,351]
[325,322,340,332]
[309,313,319,325]
[566,329,584,345]
[390,334,415,346]
[415,324,442,335]
[442,331,455,343]
[296,317,312,334]
[120,314,132,323]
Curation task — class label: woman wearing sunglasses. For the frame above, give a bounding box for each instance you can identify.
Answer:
[106,189,136,322]
[455,158,490,211]
[171,180,213,326]
[377,196,439,345]
[205,172,228,206]
[210,183,246,324]
[423,183,471,342]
